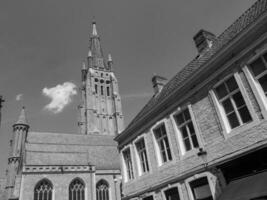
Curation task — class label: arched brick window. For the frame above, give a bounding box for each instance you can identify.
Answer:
[96,180,109,200]
[34,179,53,200]
[69,178,85,200]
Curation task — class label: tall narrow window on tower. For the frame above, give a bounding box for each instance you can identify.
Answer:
[101,86,104,95]
[107,86,110,96]
[95,84,98,94]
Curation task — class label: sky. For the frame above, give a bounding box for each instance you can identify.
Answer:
[0,0,255,176]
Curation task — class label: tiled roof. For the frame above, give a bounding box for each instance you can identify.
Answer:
[122,0,267,137]
[25,132,120,170]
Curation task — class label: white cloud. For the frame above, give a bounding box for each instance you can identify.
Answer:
[16,94,23,101]
[42,82,77,114]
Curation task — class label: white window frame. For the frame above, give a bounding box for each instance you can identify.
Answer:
[121,145,135,183]
[133,134,151,176]
[243,48,267,119]
[209,72,257,137]
[161,183,183,200]
[151,119,174,166]
[185,172,216,200]
[170,104,203,157]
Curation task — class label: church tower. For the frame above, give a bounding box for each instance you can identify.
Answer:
[6,107,29,199]
[78,21,124,136]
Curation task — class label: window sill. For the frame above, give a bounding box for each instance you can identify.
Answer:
[180,148,199,160]
[224,119,260,139]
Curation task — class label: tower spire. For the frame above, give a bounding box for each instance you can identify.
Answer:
[15,106,28,125]
[92,20,98,36]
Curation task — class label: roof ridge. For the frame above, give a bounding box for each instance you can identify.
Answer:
[123,0,267,135]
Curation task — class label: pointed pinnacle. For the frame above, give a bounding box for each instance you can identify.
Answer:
[108,54,112,62]
[16,106,28,125]
[82,61,86,70]
[92,21,98,36]
[88,50,92,57]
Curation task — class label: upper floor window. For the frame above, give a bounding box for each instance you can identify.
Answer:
[34,179,53,200]
[214,76,252,129]
[153,123,172,164]
[189,177,213,200]
[123,148,134,181]
[164,187,180,200]
[250,53,267,96]
[174,108,199,152]
[69,178,85,200]
[135,138,149,174]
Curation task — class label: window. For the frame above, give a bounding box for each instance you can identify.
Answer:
[107,86,110,96]
[69,178,85,200]
[34,179,53,200]
[123,148,134,180]
[164,187,180,200]
[96,180,109,200]
[214,76,252,129]
[250,53,267,96]
[174,108,199,152]
[153,123,172,163]
[189,177,213,200]
[95,84,98,94]
[101,86,104,95]
[143,196,154,200]
[135,138,149,174]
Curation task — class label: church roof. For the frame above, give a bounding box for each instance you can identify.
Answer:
[117,0,267,141]
[25,132,120,170]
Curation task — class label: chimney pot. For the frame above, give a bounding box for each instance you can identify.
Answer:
[152,75,167,95]
[193,29,216,54]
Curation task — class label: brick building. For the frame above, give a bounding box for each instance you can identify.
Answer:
[3,21,123,200]
[115,0,267,200]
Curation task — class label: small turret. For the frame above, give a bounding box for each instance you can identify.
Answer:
[6,107,29,199]
[81,62,87,83]
[87,50,93,68]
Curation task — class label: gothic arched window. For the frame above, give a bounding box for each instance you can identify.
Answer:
[69,178,85,200]
[96,180,109,200]
[34,179,53,200]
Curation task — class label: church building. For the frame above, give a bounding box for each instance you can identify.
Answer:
[4,21,123,200]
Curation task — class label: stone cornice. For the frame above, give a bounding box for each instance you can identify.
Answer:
[23,165,95,174]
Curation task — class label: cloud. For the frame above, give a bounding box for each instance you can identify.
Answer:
[42,82,77,114]
[122,92,152,100]
[15,94,23,101]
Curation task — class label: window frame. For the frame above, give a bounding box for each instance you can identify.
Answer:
[133,135,151,176]
[209,72,257,136]
[185,172,216,200]
[243,48,267,119]
[161,183,183,200]
[69,178,85,200]
[34,179,53,200]
[151,119,174,166]
[121,145,135,182]
[96,179,110,200]
[170,104,203,157]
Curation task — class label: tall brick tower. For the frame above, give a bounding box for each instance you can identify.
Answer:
[78,21,124,135]
[6,107,29,199]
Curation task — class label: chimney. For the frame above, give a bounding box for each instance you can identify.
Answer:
[193,29,216,54]
[152,75,167,95]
